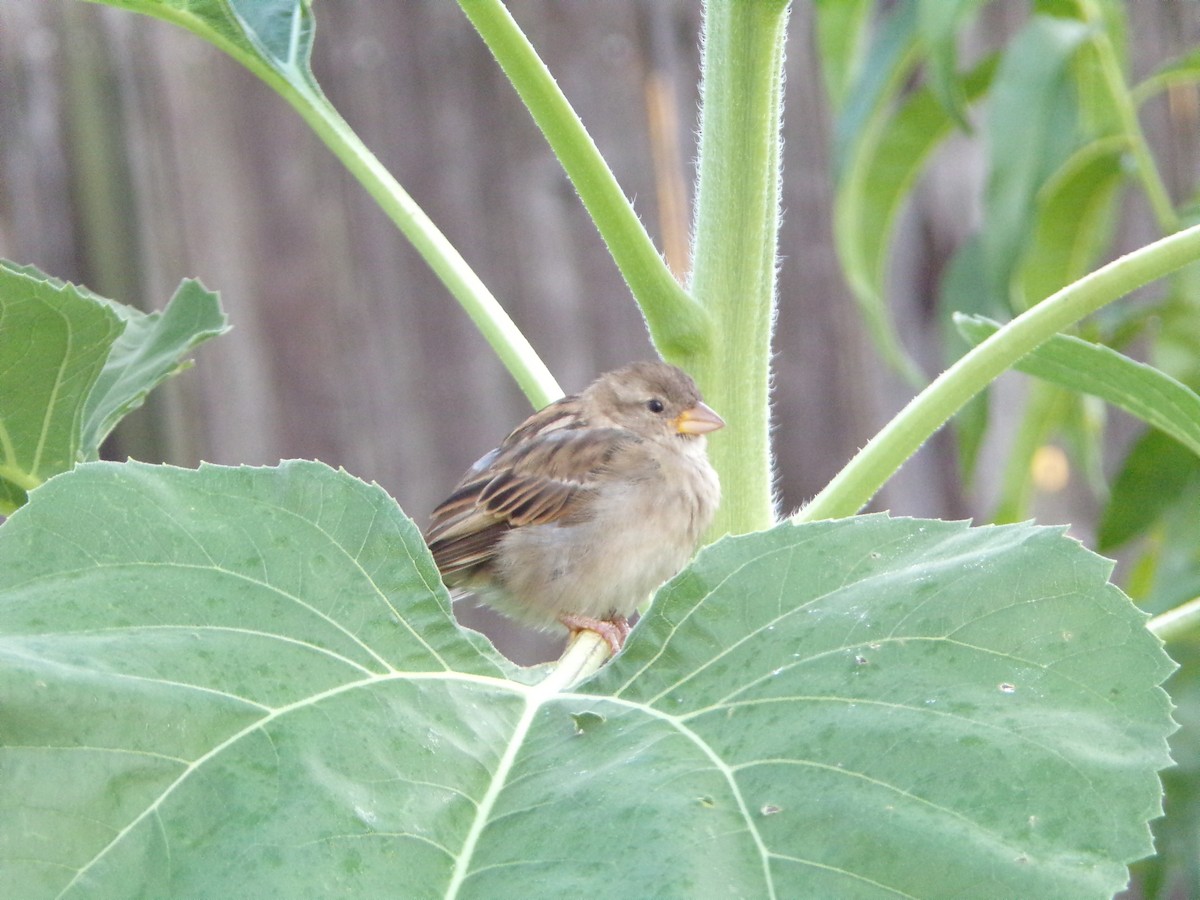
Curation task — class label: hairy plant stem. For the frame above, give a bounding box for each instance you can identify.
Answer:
[688,0,792,537]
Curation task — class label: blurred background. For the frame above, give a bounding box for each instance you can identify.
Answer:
[1,1,1198,663]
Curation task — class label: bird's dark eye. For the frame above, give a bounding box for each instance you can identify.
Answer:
[646,398,665,414]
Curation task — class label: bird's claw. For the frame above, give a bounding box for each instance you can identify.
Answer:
[560,613,631,657]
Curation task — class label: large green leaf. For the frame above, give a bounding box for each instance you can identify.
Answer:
[592,515,1173,898]
[956,314,1200,461]
[0,264,122,511]
[0,462,1175,897]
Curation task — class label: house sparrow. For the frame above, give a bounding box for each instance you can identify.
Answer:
[426,361,723,655]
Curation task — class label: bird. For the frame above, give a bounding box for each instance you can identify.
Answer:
[426,361,724,655]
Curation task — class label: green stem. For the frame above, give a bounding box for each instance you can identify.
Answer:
[0,465,41,493]
[1147,595,1200,644]
[689,0,792,537]
[458,0,711,358]
[796,222,1200,522]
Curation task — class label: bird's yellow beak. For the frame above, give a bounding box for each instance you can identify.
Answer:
[674,401,725,435]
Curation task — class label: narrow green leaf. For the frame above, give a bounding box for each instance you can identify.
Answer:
[1133,47,1200,106]
[957,314,1200,462]
[983,15,1091,303]
[813,0,874,111]
[80,279,229,456]
[834,48,997,381]
[1088,1,1130,63]
[916,0,991,128]
[1014,138,1126,311]
[0,467,1176,897]
[0,263,122,509]
[830,0,922,381]
[1061,1,1127,140]
[831,0,919,179]
[1081,57,1123,144]
[1100,427,1200,552]
[990,380,1074,524]
[1153,259,1200,388]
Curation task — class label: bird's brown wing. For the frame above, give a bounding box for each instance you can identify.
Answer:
[426,424,634,579]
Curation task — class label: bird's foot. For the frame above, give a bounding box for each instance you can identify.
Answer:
[559,613,631,657]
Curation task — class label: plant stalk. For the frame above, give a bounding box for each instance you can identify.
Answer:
[1148,595,1200,644]
[689,0,792,537]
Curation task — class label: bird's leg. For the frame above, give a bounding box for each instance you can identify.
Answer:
[559,613,630,657]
